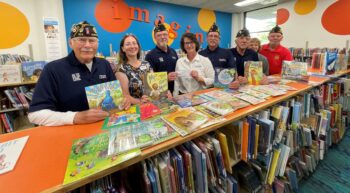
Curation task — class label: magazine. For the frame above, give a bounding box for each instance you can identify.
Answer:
[102,105,141,130]
[144,72,168,100]
[63,132,140,184]
[214,67,236,88]
[0,136,29,174]
[162,107,209,136]
[244,61,263,85]
[281,61,308,81]
[85,80,124,113]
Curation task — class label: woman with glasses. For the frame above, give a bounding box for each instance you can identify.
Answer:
[174,32,215,96]
[116,34,152,104]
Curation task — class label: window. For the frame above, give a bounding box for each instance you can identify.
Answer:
[245,6,277,44]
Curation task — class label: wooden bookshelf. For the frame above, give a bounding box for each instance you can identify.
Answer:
[0,73,347,193]
[0,80,37,88]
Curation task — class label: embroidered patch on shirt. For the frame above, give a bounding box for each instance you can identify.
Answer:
[219,58,227,62]
[172,56,177,60]
[72,73,81,81]
[159,57,164,62]
[99,74,107,79]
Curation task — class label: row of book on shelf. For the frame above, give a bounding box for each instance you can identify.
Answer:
[71,77,350,193]
[0,61,47,85]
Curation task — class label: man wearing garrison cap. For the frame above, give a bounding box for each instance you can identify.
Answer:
[28,21,130,126]
[199,23,239,89]
[145,20,178,93]
[231,28,268,85]
[260,25,292,75]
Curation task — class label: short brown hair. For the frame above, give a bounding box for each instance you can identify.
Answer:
[249,38,262,51]
[180,32,200,54]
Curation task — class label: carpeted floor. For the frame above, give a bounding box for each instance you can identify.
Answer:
[300,130,350,193]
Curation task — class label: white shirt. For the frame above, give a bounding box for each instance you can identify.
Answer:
[174,53,215,95]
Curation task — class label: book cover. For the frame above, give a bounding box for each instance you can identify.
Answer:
[325,52,338,75]
[201,101,234,116]
[144,117,178,144]
[0,64,22,85]
[63,132,141,184]
[214,67,236,88]
[85,80,124,113]
[233,93,265,105]
[162,108,208,136]
[102,106,141,130]
[173,94,192,108]
[244,61,263,85]
[0,136,29,174]
[140,102,161,120]
[21,61,47,82]
[144,72,168,101]
[282,61,308,81]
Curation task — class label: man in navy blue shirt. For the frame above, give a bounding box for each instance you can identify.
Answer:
[28,21,130,126]
[199,23,239,89]
[231,28,268,84]
[145,20,178,93]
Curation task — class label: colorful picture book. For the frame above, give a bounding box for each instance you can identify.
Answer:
[214,68,236,88]
[85,80,124,113]
[201,101,234,116]
[162,108,209,136]
[144,72,168,101]
[173,94,192,108]
[63,132,141,184]
[233,93,265,105]
[282,61,308,81]
[140,102,161,120]
[325,52,338,75]
[102,105,141,130]
[224,97,250,110]
[244,61,263,85]
[0,64,22,85]
[21,61,47,82]
[239,88,271,99]
[0,136,29,175]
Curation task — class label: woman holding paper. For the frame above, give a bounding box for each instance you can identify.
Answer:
[174,33,215,96]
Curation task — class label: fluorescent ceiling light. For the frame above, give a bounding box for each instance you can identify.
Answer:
[234,0,260,7]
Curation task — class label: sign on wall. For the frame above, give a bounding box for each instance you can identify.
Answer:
[43,17,62,61]
[63,0,232,56]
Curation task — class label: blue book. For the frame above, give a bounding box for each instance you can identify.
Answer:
[286,168,299,193]
[21,61,47,82]
[227,174,238,193]
[184,141,205,193]
[147,169,158,193]
[292,102,301,124]
[170,149,186,193]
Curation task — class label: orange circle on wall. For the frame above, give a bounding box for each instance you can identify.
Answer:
[322,0,350,35]
[0,2,30,49]
[95,0,132,33]
[294,0,317,15]
[198,9,216,32]
[276,8,290,25]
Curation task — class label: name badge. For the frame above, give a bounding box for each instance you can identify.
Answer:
[172,56,177,60]
[72,73,81,82]
[219,58,227,62]
[99,75,107,79]
[159,57,164,62]
[140,65,147,71]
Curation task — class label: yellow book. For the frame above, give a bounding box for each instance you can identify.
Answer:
[254,124,260,159]
[267,148,281,185]
[216,131,232,174]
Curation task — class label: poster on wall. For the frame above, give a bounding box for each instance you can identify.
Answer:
[43,17,62,62]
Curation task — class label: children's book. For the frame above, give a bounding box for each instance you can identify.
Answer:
[191,95,208,106]
[201,101,234,116]
[282,61,308,81]
[214,68,236,88]
[0,136,29,174]
[21,61,47,82]
[85,80,124,113]
[102,106,141,130]
[325,52,338,75]
[0,64,22,85]
[162,107,209,136]
[63,132,140,184]
[143,117,178,144]
[194,105,222,119]
[144,72,168,101]
[224,97,250,110]
[140,102,161,120]
[252,85,286,96]
[233,93,265,105]
[153,99,180,115]
[173,94,192,108]
[202,90,234,101]
[239,88,271,99]
[244,61,263,85]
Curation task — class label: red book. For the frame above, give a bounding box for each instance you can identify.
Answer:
[140,102,161,120]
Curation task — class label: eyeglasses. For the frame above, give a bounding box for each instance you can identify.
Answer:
[184,41,194,46]
[73,37,98,45]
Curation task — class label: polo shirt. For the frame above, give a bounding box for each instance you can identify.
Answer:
[145,46,178,92]
[199,46,236,69]
[29,51,115,113]
[260,44,293,75]
[231,48,259,76]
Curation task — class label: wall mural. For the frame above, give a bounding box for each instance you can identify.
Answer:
[63,0,232,56]
[277,0,350,35]
[0,2,30,49]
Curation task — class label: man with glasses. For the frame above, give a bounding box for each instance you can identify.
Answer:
[260,25,292,75]
[145,20,178,93]
[199,23,239,89]
[28,21,130,126]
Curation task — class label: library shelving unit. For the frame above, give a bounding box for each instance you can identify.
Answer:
[0,70,349,193]
[0,81,36,134]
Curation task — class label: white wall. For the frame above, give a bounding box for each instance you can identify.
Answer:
[0,0,67,61]
[231,12,244,48]
[278,0,350,49]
